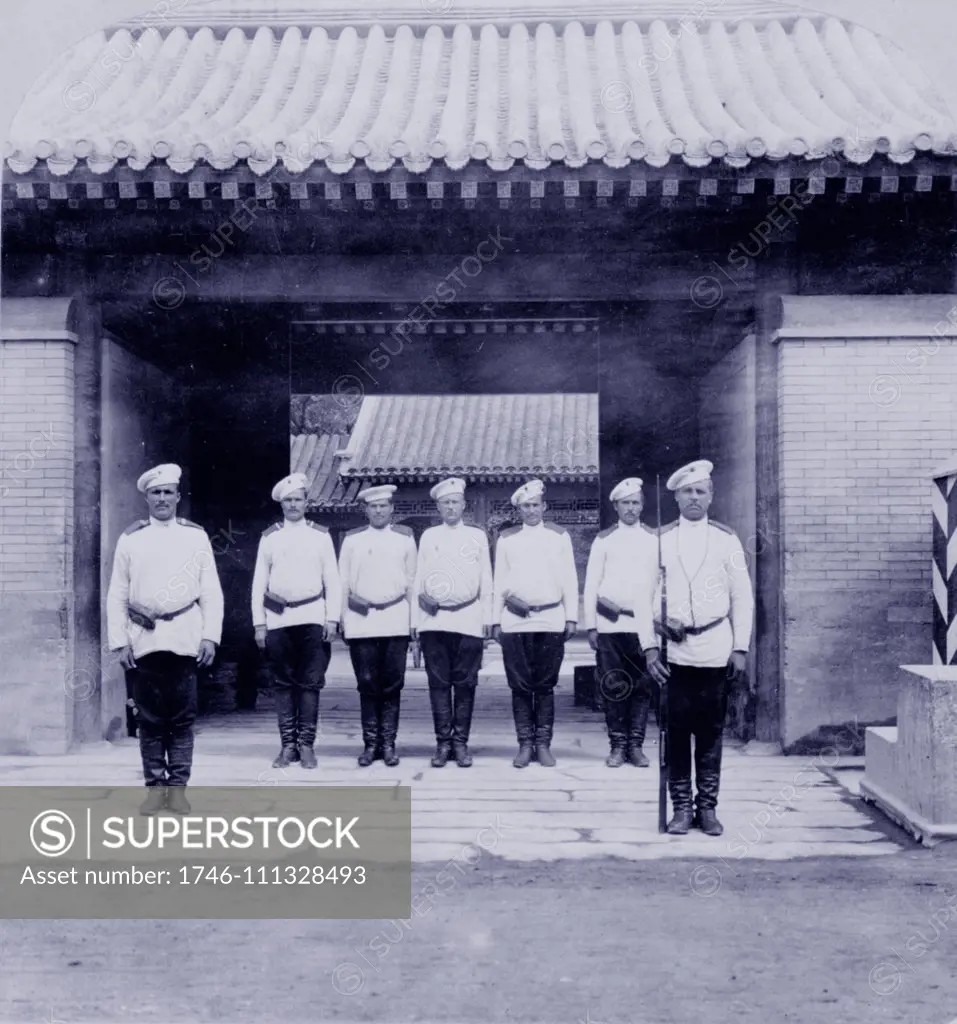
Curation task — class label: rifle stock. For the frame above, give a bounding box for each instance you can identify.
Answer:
[657,475,669,834]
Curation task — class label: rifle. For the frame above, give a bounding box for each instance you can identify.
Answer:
[656,475,669,834]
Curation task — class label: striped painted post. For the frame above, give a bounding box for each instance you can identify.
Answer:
[932,457,957,665]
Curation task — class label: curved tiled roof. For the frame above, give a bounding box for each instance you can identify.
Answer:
[6,13,954,177]
[339,393,599,478]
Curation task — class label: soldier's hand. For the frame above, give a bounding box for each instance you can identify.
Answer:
[727,651,747,685]
[117,646,137,671]
[410,628,418,641]
[197,640,217,668]
[563,621,577,641]
[645,647,670,685]
[482,625,493,641]
[587,628,599,652]
[491,625,502,644]
[323,621,339,641]
[254,626,267,651]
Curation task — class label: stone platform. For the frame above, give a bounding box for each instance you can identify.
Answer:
[0,671,904,863]
[860,665,957,845]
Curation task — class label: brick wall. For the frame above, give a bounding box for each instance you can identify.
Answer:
[776,299,957,748]
[699,333,758,550]
[0,337,75,754]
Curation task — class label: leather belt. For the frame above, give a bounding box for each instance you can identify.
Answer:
[285,592,325,608]
[357,594,407,611]
[509,598,562,614]
[264,589,325,615]
[128,599,198,631]
[436,594,480,613]
[684,615,728,636]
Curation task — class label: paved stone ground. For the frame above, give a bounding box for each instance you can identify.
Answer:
[0,646,906,863]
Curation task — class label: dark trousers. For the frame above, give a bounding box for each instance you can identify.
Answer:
[420,631,484,746]
[596,633,652,748]
[349,637,410,697]
[127,652,198,788]
[500,632,565,695]
[419,631,484,691]
[666,664,729,810]
[265,625,330,747]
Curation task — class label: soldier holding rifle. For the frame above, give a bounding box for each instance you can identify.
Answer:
[649,460,754,837]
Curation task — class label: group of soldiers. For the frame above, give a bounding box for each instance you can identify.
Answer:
[106,458,753,836]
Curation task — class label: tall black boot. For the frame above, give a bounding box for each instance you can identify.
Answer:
[138,729,168,787]
[666,777,694,834]
[428,687,454,768]
[452,687,476,768]
[297,689,320,769]
[271,687,300,768]
[627,682,652,768]
[535,691,557,767]
[380,695,401,767]
[357,694,379,767]
[511,690,535,768]
[695,735,725,836]
[603,695,628,768]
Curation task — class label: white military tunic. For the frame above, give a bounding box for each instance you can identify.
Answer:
[583,520,659,648]
[492,522,579,634]
[106,516,224,659]
[654,516,754,668]
[412,522,493,639]
[250,518,343,631]
[339,523,417,639]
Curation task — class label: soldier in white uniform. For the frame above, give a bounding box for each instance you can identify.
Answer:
[584,477,660,768]
[339,484,417,767]
[647,460,754,837]
[412,477,493,768]
[492,479,578,768]
[106,464,223,816]
[251,472,342,770]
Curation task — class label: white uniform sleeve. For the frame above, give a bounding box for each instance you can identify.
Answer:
[479,532,494,629]
[338,535,352,625]
[404,533,418,598]
[728,534,755,652]
[411,534,426,631]
[561,531,579,623]
[491,534,509,626]
[633,548,660,652]
[250,536,269,629]
[198,533,224,645]
[582,534,604,631]
[106,535,131,651]
[320,531,342,624]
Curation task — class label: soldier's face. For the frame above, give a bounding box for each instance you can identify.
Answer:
[281,491,306,522]
[615,495,643,525]
[366,499,393,528]
[146,485,179,521]
[437,495,464,525]
[675,481,712,521]
[519,498,544,526]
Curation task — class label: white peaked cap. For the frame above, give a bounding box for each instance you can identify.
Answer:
[510,479,545,506]
[430,477,466,501]
[609,477,643,502]
[666,460,714,491]
[358,484,397,503]
[136,463,182,493]
[271,473,309,502]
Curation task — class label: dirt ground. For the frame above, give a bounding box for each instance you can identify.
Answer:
[3,846,957,1024]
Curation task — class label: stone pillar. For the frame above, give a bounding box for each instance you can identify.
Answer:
[932,456,957,665]
[0,297,78,754]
